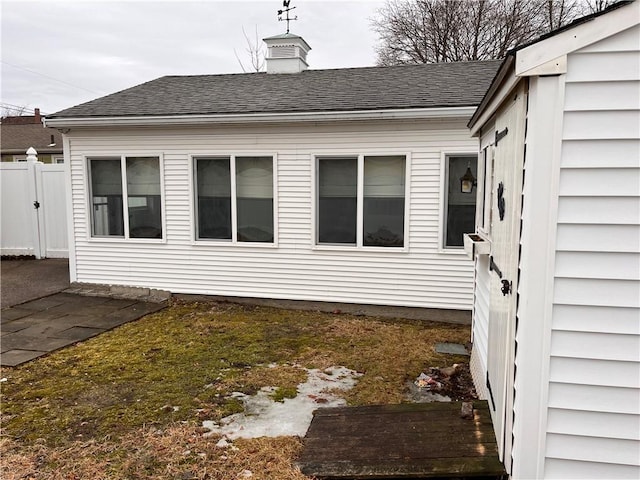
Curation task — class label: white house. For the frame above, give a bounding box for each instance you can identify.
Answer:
[466,2,639,478]
[44,34,500,316]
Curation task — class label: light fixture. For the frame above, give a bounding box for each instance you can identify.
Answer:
[460,164,477,194]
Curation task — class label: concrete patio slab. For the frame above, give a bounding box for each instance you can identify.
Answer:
[1,350,49,367]
[0,307,33,322]
[1,292,167,366]
[52,326,106,341]
[1,334,74,354]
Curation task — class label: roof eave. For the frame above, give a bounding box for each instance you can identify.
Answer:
[469,0,638,134]
[44,106,478,128]
[468,55,517,134]
[515,0,637,76]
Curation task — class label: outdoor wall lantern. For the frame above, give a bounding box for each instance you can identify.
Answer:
[460,165,477,194]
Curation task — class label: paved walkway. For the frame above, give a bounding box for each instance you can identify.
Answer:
[1,258,167,367]
[2,258,70,308]
[1,292,165,366]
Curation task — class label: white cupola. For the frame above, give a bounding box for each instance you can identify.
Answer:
[263,33,311,74]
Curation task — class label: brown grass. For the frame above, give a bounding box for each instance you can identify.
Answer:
[1,426,307,480]
[1,299,471,479]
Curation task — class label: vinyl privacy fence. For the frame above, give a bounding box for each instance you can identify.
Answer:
[1,159,68,258]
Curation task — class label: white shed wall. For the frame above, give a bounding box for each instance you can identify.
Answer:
[544,25,640,478]
[67,119,477,309]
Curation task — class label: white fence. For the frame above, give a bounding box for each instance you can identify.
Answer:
[1,157,68,258]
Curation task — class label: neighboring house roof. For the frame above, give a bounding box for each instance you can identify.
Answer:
[0,122,63,155]
[48,60,501,120]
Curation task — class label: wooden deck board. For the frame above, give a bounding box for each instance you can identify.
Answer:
[298,400,506,479]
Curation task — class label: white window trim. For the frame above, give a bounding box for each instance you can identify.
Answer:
[190,152,279,248]
[476,146,494,239]
[312,152,411,253]
[13,155,27,162]
[84,153,167,243]
[438,150,480,254]
[53,156,65,164]
[476,124,496,240]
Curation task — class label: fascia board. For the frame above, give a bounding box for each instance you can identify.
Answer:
[469,74,521,137]
[43,106,477,128]
[515,1,639,76]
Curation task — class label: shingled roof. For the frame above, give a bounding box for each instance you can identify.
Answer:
[49,60,501,119]
[0,123,63,154]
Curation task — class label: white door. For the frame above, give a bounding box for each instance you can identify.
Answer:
[486,85,527,471]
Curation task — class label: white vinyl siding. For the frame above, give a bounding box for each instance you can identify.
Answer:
[66,119,476,309]
[470,253,490,400]
[545,25,640,477]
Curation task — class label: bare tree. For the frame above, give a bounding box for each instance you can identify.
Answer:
[372,0,601,65]
[235,26,266,73]
[582,0,619,13]
[1,104,29,119]
[541,0,582,31]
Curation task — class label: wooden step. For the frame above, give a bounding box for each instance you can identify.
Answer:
[297,400,506,479]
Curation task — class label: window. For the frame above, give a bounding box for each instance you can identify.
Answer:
[443,154,478,248]
[54,156,65,164]
[195,156,274,243]
[88,156,163,239]
[317,155,406,248]
[13,155,27,162]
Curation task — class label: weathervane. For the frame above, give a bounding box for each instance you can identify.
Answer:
[277,0,298,34]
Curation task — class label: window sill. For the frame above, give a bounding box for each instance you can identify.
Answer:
[192,240,278,248]
[438,246,470,255]
[87,236,166,244]
[312,244,408,253]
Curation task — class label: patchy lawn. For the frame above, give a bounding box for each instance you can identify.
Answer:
[1,299,471,479]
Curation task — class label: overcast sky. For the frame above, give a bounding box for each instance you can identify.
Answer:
[1,0,386,115]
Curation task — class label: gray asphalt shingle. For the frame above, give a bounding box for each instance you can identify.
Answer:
[0,123,64,153]
[49,60,501,119]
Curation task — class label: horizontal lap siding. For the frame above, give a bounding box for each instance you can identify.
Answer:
[470,254,490,400]
[68,119,476,309]
[545,459,640,480]
[546,26,640,477]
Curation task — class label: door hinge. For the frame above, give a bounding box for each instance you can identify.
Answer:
[486,372,496,412]
[495,127,508,146]
[33,201,40,209]
[490,256,503,278]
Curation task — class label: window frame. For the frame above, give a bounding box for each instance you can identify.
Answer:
[190,153,278,247]
[312,153,410,252]
[476,126,497,239]
[85,154,166,243]
[438,151,480,253]
[476,145,494,237]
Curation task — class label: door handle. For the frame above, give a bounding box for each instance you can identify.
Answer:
[501,279,512,296]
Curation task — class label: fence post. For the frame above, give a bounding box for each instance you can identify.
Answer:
[26,147,45,259]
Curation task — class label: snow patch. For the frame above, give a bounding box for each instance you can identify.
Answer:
[203,366,362,440]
